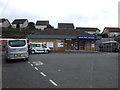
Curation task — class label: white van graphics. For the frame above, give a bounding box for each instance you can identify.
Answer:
[6,39,29,60]
[31,42,50,54]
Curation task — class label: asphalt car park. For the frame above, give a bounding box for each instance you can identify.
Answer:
[2,52,118,88]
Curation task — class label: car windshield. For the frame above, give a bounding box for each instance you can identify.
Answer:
[8,40,26,47]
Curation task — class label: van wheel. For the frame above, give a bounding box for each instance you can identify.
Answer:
[32,50,35,54]
[46,50,49,54]
[25,58,29,61]
[6,58,10,62]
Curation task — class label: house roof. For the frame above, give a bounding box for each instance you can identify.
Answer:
[36,21,49,25]
[58,23,74,29]
[103,27,120,32]
[34,28,93,36]
[0,18,10,23]
[76,27,100,32]
[12,19,28,24]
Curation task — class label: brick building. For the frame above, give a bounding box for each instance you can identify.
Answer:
[27,28,101,52]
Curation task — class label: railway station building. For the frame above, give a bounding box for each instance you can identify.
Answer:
[26,28,101,52]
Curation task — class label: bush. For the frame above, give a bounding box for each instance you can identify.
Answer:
[2,27,38,38]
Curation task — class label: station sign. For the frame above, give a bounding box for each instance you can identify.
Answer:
[77,36,97,39]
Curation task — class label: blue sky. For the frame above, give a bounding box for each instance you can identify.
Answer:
[0,0,119,31]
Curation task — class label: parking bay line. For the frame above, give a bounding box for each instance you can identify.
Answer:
[28,61,30,64]
[35,67,39,71]
[30,64,33,67]
[28,61,58,87]
[49,79,58,87]
[40,72,46,77]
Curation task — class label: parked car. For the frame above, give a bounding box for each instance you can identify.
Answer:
[30,42,50,54]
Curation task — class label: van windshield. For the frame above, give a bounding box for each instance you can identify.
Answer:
[8,40,26,47]
[31,44,41,47]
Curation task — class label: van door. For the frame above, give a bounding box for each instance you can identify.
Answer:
[37,44,44,52]
[32,43,45,53]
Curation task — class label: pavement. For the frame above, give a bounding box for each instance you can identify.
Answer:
[65,50,99,53]
[2,52,118,88]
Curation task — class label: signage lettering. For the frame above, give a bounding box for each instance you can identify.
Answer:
[77,36,96,39]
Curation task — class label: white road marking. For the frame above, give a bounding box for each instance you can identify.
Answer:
[49,79,58,86]
[40,72,46,77]
[28,62,30,64]
[35,67,39,71]
[58,69,61,72]
[32,61,44,66]
[28,61,58,87]
[30,64,33,66]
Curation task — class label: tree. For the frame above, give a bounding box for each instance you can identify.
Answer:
[102,33,108,38]
[27,22,35,29]
[97,33,108,38]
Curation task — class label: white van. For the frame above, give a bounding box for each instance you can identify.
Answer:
[5,39,29,61]
[30,42,50,54]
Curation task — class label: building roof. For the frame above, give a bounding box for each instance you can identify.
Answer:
[27,29,101,39]
[76,27,100,32]
[34,28,93,36]
[0,18,10,23]
[58,23,74,29]
[12,19,28,24]
[103,27,120,32]
[27,35,76,39]
[36,21,49,25]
